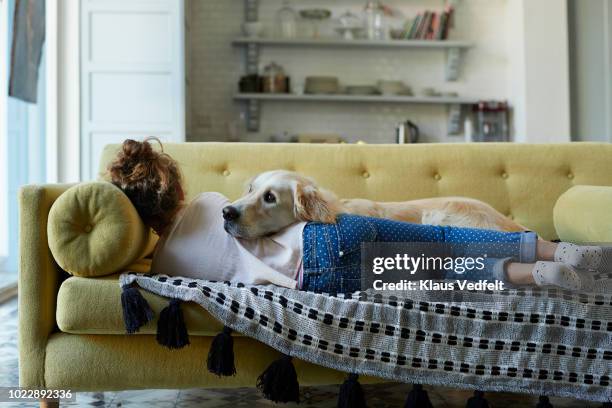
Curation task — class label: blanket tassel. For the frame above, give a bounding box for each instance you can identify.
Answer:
[536,396,553,408]
[337,373,366,408]
[256,354,300,403]
[207,326,236,376]
[403,384,433,408]
[466,390,489,408]
[156,298,190,349]
[121,285,154,334]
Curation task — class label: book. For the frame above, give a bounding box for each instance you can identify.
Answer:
[435,12,448,40]
[427,12,438,40]
[416,11,430,39]
[407,14,421,39]
[443,6,454,39]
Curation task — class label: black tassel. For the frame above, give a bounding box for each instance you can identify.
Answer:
[256,354,300,403]
[403,384,433,408]
[207,326,236,376]
[121,285,154,334]
[466,390,489,408]
[337,373,366,408]
[600,403,612,408]
[536,396,553,408]
[156,298,190,349]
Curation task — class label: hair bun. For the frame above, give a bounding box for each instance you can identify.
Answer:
[121,139,156,161]
[107,137,184,235]
[109,138,165,188]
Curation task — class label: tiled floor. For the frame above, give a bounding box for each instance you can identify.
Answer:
[0,297,602,407]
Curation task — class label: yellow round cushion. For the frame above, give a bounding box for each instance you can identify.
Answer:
[554,185,612,244]
[48,181,157,277]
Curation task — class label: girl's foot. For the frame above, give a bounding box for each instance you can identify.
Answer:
[554,242,612,272]
[532,261,594,291]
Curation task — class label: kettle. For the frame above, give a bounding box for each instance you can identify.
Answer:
[396,120,419,144]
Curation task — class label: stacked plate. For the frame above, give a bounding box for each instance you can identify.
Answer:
[305,76,340,94]
[377,80,413,96]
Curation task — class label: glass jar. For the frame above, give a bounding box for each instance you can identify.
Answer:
[262,62,289,93]
[364,1,386,40]
[336,11,363,40]
[276,0,297,39]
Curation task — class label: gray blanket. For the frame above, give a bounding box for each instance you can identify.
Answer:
[120,272,612,402]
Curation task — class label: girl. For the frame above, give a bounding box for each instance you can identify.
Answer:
[108,138,607,293]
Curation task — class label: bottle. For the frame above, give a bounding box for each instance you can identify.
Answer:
[396,122,406,144]
[464,115,473,143]
[364,1,385,40]
[276,0,297,39]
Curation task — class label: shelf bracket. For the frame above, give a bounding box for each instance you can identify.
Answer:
[244,0,258,22]
[246,99,260,131]
[447,103,462,135]
[445,47,462,81]
[246,42,259,74]
[242,0,261,132]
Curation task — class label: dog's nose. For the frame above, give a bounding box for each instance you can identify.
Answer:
[222,206,240,221]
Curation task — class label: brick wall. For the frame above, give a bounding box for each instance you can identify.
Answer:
[187,0,510,143]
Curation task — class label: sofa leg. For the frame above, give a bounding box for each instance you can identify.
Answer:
[39,399,59,408]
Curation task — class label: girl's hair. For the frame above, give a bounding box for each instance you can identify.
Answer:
[108,138,184,236]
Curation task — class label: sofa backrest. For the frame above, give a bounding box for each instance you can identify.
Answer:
[100,142,612,240]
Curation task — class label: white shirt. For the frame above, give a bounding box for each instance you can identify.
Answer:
[151,192,305,289]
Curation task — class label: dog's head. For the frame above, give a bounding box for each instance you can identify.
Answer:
[222,170,339,239]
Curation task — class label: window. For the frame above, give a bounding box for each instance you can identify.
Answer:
[0,0,47,287]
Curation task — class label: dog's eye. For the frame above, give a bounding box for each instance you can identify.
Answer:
[263,191,276,203]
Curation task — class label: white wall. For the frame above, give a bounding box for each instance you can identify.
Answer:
[569,0,612,142]
[56,0,81,182]
[187,0,571,143]
[508,0,570,142]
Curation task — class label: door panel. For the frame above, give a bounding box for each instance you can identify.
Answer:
[80,0,185,180]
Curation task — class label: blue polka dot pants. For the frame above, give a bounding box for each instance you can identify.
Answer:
[301,214,537,293]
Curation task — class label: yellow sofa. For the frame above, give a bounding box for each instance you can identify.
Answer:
[19,142,612,396]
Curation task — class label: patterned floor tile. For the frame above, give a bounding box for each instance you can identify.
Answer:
[1,297,604,407]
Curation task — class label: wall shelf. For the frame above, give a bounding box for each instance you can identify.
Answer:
[233,37,471,83]
[232,37,474,49]
[234,93,479,105]
[235,93,476,133]
[236,0,474,135]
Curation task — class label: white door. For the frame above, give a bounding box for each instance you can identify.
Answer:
[80,0,185,180]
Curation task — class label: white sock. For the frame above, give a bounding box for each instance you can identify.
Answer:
[553,242,610,271]
[532,261,594,291]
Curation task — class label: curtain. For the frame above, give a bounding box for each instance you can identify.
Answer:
[8,0,45,103]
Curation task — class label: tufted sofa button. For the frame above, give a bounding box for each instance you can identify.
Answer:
[433,173,441,181]
[362,171,370,179]
[567,172,574,180]
[83,224,93,233]
[501,172,509,179]
[222,169,231,177]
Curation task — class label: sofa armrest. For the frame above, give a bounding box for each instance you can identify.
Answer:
[553,185,612,244]
[18,183,74,388]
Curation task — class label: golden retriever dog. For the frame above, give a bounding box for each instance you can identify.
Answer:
[222,170,527,239]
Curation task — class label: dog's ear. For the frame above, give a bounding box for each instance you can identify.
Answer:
[292,180,338,223]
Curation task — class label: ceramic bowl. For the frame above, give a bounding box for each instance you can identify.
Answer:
[299,9,332,20]
[242,21,263,38]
